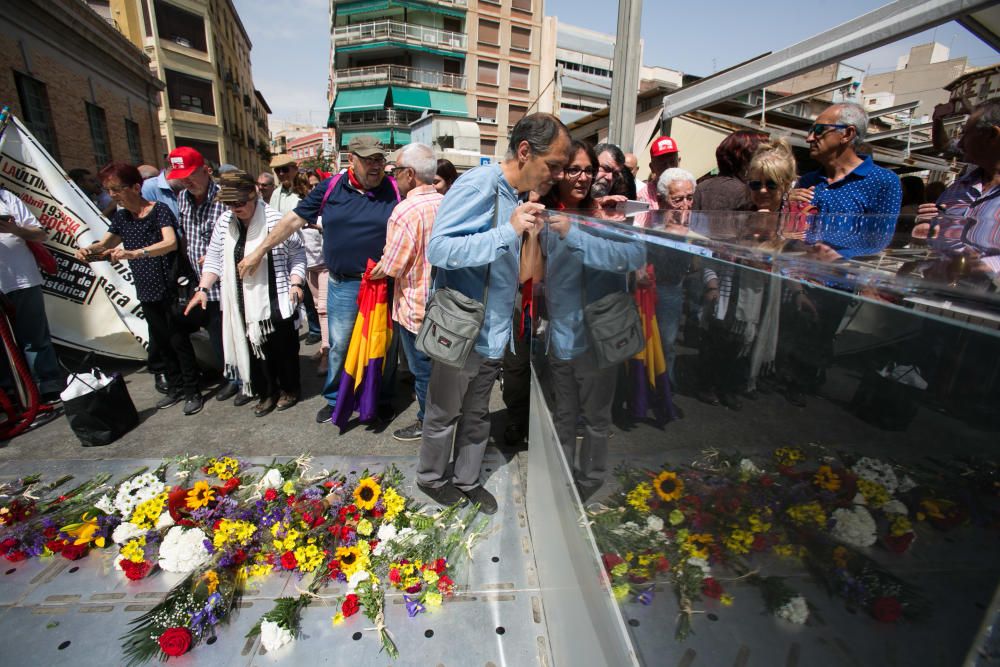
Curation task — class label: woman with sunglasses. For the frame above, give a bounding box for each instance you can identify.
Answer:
[185,171,306,417]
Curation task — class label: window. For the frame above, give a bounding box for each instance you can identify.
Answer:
[165,70,215,115]
[511,26,531,52]
[476,99,497,121]
[125,119,142,164]
[478,19,499,46]
[510,66,530,91]
[86,103,111,168]
[481,138,497,156]
[477,60,499,86]
[443,59,462,75]
[511,0,532,12]
[14,73,59,159]
[557,60,612,78]
[175,137,219,164]
[508,105,527,127]
[154,0,207,51]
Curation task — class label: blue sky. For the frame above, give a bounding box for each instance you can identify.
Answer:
[233,0,999,123]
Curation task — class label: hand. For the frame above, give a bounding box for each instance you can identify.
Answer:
[237,250,264,279]
[74,246,93,262]
[289,284,304,306]
[0,217,18,235]
[915,202,940,224]
[594,195,628,209]
[547,214,570,239]
[788,187,815,204]
[509,202,544,236]
[198,255,205,267]
[369,261,388,280]
[806,242,843,263]
[704,285,720,303]
[109,247,133,262]
[184,291,208,316]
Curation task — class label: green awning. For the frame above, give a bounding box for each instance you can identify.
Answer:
[337,42,465,59]
[392,129,411,145]
[340,129,393,147]
[332,87,389,113]
[390,87,431,111]
[336,0,389,15]
[336,0,465,18]
[427,91,467,117]
[395,0,465,18]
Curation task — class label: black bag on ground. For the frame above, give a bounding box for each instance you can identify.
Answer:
[584,291,644,368]
[62,371,140,446]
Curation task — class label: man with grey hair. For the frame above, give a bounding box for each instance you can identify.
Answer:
[255,172,276,203]
[370,143,443,442]
[789,102,902,259]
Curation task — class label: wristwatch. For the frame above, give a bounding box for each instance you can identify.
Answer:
[141,248,150,258]
[194,286,207,294]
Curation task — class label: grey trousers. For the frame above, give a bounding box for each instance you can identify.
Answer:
[417,351,502,491]
[550,352,616,499]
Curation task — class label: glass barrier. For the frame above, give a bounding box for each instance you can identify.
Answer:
[528,208,1000,666]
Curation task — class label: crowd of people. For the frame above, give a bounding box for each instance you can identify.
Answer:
[2,97,998,509]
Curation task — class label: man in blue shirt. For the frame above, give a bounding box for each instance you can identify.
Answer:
[415,113,571,514]
[237,135,400,424]
[790,103,902,259]
[140,165,180,218]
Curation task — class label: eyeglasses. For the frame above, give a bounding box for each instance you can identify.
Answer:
[564,166,595,179]
[807,123,849,138]
[668,194,694,205]
[275,166,295,174]
[748,180,779,192]
[355,153,387,166]
[226,196,256,208]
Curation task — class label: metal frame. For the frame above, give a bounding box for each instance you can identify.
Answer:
[743,77,856,118]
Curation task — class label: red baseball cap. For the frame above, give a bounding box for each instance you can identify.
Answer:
[166,147,205,180]
[650,136,679,157]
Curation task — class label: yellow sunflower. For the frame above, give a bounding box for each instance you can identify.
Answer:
[812,465,841,492]
[353,477,381,511]
[652,471,684,502]
[185,481,216,510]
[335,545,366,578]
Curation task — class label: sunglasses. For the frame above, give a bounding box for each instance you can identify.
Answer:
[748,180,779,191]
[226,196,256,208]
[564,166,595,179]
[255,182,271,187]
[807,123,849,138]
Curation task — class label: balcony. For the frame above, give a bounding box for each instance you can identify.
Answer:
[333,0,467,8]
[333,20,466,51]
[335,64,466,91]
[336,109,423,127]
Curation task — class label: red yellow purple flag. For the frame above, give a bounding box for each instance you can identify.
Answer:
[330,259,393,432]
[629,269,678,425]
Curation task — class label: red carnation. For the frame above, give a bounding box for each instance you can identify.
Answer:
[656,556,670,572]
[389,568,401,584]
[46,539,66,553]
[347,504,357,513]
[371,508,384,518]
[122,560,153,581]
[43,526,58,539]
[0,537,17,556]
[883,532,915,554]
[286,495,297,507]
[601,553,624,573]
[221,478,240,495]
[264,488,278,502]
[232,549,247,565]
[871,596,902,623]
[433,558,447,573]
[406,584,422,594]
[5,550,27,562]
[342,593,360,617]
[157,627,192,657]
[702,577,723,599]
[60,543,88,560]
[280,551,298,570]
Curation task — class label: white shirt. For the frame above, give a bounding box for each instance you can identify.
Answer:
[0,189,44,293]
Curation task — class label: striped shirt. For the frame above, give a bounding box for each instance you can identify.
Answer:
[177,181,226,301]
[933,167,1000,275]
[380,184,443,333]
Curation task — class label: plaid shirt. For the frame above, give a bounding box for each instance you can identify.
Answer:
[380,184,443,333]
[177,180,226,301]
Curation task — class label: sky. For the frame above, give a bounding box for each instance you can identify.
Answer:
[233,0,999,124]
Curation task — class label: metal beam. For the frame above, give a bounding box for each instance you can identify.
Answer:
[957,10,1000,51]
[744,77,856,117]
[662,0,997,121]
[867,100,920,119]
[867,116,964,141]
[607,0,643,152]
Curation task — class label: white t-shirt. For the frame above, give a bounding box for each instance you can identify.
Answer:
[0,189,44,293]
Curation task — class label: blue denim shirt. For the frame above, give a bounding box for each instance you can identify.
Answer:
[543,222,647,361]
[140,171,179,218]
[426,164,521,360]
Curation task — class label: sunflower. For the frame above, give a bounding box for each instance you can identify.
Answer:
[353,477,381,511]
[335,545,366,578]
[185,481,216,510]
[813,465,841,492]
[652,471,684,502]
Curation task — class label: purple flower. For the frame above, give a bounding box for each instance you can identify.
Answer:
[203,538,215,554]
[404,595,425,617]
[635,587,654,606]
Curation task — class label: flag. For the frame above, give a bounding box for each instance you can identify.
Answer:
[628,271,677,425]
[330,259,393,432]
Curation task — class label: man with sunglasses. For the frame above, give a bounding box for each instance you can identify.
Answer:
[268,155,300,214]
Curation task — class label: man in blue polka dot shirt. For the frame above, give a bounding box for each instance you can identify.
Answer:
[789,103,902,259]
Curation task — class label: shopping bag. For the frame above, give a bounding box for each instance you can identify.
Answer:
[62,370,139,446]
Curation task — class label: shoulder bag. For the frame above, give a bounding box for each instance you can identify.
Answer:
[582,264,645,369]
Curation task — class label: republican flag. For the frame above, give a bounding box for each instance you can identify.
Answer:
[629,269,677,425]
[330,259,393,432]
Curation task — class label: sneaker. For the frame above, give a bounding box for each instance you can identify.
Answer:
[154,374,169,395]
[304,332,322,345]
[417,482,469,507]
[233,392,255,407]
[462,485,498,515]
[316,404,334,423]
[392,420,423,442]
[216,383,239,402]
[156,393,183,410]
[182,394,204,416]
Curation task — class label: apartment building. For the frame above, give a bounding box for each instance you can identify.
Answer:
[287,130,337,167]
[105,0,271,173]
[862,43,968,120]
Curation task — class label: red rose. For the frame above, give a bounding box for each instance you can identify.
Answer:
[702,577,723,599]
[0,537,16,555]
[871,596,902,623]
[157,627,192,657]
[286,495,297,507]
[122,560,153,581]
[371,508,384,518]
[264,488,278,502]
[655,556,670,572]
[433,558,447,573]
[43,526,58,539]
[60,543,88,561]
[347,504,357,513]
[46,539,66,553]
[5,550,27,562]
[342,593,360,617]
[232,549,247,565]
[221,478,240,495]
[389,568,401,584]
[280,551,298,570]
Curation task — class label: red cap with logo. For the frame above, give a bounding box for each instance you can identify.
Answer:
[650,136,679,157]
[166,147,205,180]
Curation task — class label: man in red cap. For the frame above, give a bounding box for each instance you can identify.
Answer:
[636,136,680,209]
[168,146,244,404]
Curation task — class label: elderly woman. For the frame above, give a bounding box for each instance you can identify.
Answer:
[185,171,306,417]
[76,163,203,415]
[746,138,798,215]
[693,130,768,212]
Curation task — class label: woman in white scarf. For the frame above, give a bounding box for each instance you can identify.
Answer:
[185,171,306,417]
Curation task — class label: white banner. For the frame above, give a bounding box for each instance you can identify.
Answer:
[0,116,148,360]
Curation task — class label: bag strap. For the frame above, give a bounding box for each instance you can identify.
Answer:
[318,173,343,216]
[430,182,503,300]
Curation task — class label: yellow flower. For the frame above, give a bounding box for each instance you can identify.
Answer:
[832,545,849,569]
[382,487,405,522]
[356,519,373,537]
[668,509,685,526]
[185,481,215,510]
[207,457,239,481]
[772,544,796,558]
[282,480,296,495]
[813,465,841,492]
[890,515,913,537]
[202,570,219,594]
[131,491,169,529]
[857,479,889,507]
[353,477,382,511]
[720,594,734,607]
[425,591,443,608]
[121,537,146,563]
[626,483,652,513]
[62,513,105,547]
[611,562,629,577]
[335,546,367,578]
[612,583,630,601]
[213,519,257,549]
[652,471,684,502]
[681,533,714,560]
[332,612,344,626]
[774,447,805,467]
[724,529,753,555]
[786,501,826,528]
[423,568,439,585]
[747,513,771,533]
[294,544,324,572]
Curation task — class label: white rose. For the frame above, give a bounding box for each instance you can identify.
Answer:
[347,570,370,591]
[155,511,175,529]
[158,526,211,573]
[112,522,145,545]
[259,620,293,652]
[646,515,664,532]
[261,469,284,490]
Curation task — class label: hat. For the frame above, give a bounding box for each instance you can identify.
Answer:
[166,147,205,179]
[348,135,384,158]
[651,136,679,157]
[270,154,296,169]
[214,170,257,204]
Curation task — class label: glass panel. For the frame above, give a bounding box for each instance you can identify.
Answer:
[511,0,532,11]
[154,0,207,51]
[529,208,1000,666]
[165,69,215,115]
[476,99,496,120]
[508,104,527,126]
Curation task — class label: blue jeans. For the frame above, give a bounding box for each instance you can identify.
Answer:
[7,285,63,395]
[321,275,362,406]
[397,324,431,421]
[655,282,684,382]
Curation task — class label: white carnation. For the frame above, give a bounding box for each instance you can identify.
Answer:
[739,458,762,476]
[155,511,175,529]
[776,595,809,624]
[646,515,664,533]
[881,500,908,516]
[259,620,294,652]
[260,469,284,490]
[851,457,899,494]
[347,570,370,591]
[94,494,114,515]
[830,506,877,548]
[112,522,145,545]
[686,557,711,575]
[373,525,398,555]
[158,526,210,573]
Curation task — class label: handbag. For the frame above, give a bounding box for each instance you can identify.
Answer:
[583,268,645,368]
[416,188,500,368]
[61,369,140,446]
[27,241,58,275]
